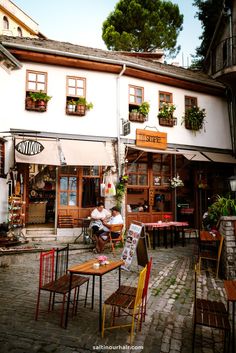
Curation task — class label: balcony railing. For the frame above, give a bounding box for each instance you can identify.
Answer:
[211,36,236,75]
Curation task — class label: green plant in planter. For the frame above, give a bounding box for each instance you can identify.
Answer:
[29,91,52,102]
[76,97,93,111]
[138,101,150,117]
[207,194,236,227]
[182,106,206,133]
[158,102,176,119]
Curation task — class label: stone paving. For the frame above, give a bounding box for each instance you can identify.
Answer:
[0,241,232,353]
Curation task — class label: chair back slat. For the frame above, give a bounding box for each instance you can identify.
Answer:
[217,234,224,261]
[142,257,152,298]
[134,266,147,309]
[39,249,55,287]
[55,244,69,279]
[110,224,124,233]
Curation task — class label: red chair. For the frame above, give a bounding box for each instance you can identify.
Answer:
[115,257,152,329]
[35,246,89,326]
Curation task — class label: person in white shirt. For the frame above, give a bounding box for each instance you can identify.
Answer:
[90,202,111,236]
[93,206,124,253]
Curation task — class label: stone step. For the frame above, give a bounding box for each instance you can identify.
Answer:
[25,228,56,242]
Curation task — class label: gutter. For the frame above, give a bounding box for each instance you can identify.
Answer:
[1,41,224,89]
[0,43,22,70]
[116,64,126,177]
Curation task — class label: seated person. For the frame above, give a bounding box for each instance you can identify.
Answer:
[89,202,111,236]
[93,206,124,253]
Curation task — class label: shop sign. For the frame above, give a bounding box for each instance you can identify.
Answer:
[15,140,44,156]
[136,129,167,149]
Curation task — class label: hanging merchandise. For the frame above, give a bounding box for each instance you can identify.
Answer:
[105,174,116,197]
[100,176,106,197]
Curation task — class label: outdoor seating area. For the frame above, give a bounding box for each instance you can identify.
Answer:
[0,239,235,353]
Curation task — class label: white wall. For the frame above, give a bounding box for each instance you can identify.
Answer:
[2,62,119,137]
[119,76,231,150]
[1,61,231,151]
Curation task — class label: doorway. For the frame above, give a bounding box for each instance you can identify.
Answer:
[28,164,56,227]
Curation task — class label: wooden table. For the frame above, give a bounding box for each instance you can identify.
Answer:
[144,222,188,249]
[64,258,124,331]
[224,280,236,352]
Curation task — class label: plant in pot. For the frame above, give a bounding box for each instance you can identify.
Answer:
[29,91,52,111]
[157,102,177,127]
[66,99,77,113]
[182,105,206,133]
[205,194,236,229]
[129,101,150,123]
[76,97,94,116]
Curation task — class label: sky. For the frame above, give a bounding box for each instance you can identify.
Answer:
[13,0,202,67]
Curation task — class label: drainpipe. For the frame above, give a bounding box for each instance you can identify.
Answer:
[116,64,126,177]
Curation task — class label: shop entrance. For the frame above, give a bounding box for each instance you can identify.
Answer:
[28,164,56,227]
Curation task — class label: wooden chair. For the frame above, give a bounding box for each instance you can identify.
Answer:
[107,224,124,253]
[199,233,224,278]
[192,263,231,352]
[115,257,152,330]
[102,266,147,344]
[35,246,89,327]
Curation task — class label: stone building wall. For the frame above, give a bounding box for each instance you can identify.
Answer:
[220,216,236,279]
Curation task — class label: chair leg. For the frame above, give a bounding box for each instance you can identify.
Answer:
[60,294,66,327]
[84,280,89,307]
[101,304,106,338]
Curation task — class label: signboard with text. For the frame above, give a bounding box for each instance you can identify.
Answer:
[136,129,167,150]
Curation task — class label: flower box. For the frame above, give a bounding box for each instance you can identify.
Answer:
[158,117,177,127]
[25,97,47,112]
[185,121,199,131]
[129,112,147,123]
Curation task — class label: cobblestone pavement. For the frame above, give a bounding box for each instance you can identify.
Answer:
[0,241,231,353]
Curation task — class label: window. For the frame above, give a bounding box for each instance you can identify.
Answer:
[26,70,47,92]
[128,163,148,186]
[17,27,22,37]
[3,16,9,30]
[67,76,86,97]
[66,76,87,115]
[129,85,143,105]
[185,96,197,111]
[59,176,77,206]
[0,140,4,177]
[159,91,172,108]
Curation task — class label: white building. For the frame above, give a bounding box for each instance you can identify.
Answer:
[0,34,235,240]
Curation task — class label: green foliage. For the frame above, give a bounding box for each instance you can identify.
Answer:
[208,195,236,225]
[138,101,150,116]
[29,91,52,102]
[67,99,77,105]
[115,175,128,208]
[102,0,183,57]
[77,97,94,110]
[181,106,206,133]
[158,102,176,119]
[193,0,224,64]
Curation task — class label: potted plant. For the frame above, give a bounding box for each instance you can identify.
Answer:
[28,91,52,111]
[76,97,93,116]
[182,106,206,133]
[129,101,150,123]
[66,99,77,113]
[205,195,236,228]
[157,102,177,127]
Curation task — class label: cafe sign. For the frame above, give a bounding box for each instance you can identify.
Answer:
[136,129,167,149]
[15,140,44,156]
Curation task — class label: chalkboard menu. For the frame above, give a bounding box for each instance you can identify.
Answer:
[121,221,148,270]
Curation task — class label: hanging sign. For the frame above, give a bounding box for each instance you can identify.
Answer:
[136,129,167,149]
[15,140,44,156]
